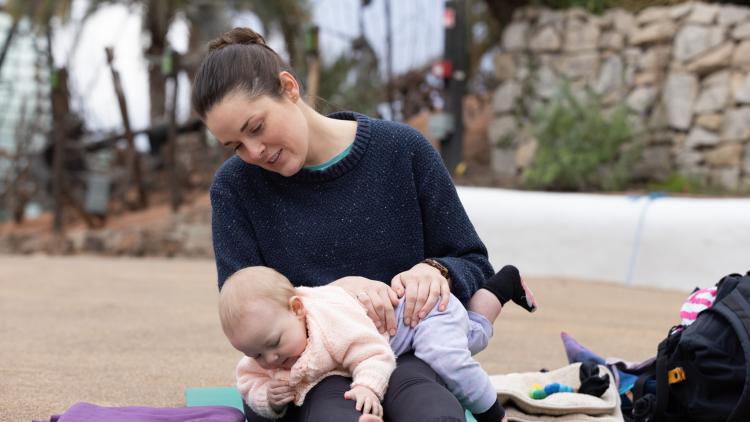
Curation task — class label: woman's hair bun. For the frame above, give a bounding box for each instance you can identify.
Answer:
[208,27,267,52]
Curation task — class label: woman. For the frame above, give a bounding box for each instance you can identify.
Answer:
[193,27,494,422]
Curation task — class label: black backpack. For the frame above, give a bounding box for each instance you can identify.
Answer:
[632,272,750,422]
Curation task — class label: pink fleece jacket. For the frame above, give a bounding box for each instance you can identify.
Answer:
[235,285,396,419]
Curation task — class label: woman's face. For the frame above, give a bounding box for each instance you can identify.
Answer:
[205,90,310,177]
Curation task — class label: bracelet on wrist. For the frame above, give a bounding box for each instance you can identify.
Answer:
[421,258,451,283]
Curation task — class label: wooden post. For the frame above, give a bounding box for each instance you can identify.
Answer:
[47,29,65,233]
[305,25,320,109]
[0,17,18,74]
[105,46,148,209]
[162,46,181,212]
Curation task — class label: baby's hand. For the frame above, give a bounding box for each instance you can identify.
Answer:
[344,385,383,417]
[267,379,294,414]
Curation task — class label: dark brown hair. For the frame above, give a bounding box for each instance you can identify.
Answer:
[191,27,297,118]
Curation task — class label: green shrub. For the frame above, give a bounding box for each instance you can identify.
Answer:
[531,0,618,14]
[523,87,638,191]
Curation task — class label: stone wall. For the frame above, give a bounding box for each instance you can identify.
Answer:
[490,2,750,191]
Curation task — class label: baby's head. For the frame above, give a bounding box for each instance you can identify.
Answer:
[219,266,307,370]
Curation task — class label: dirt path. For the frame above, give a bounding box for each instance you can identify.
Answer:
[0,255,686,421]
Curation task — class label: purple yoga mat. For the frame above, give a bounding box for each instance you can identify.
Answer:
[33,402,244,422]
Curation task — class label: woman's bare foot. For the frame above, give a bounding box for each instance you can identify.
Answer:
[359,414,383,422]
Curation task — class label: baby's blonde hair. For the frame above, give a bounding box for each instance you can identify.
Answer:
[218,266,296,338]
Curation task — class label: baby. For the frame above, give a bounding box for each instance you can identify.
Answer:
[219,266,536,421]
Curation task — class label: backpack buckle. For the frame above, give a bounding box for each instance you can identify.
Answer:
[668,367,686,384]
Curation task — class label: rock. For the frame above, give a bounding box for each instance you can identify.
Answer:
[732,40,750,67]
[684,166,711,184]
[718,5,750,26]
[686,42,734,75]
[686,127,721,148]
[493,52,516,81]
[669,3,694,20]
[624,62,636,85]
[520,6,540,20]
[722,107,750,141]
[694,74,730,113]
[686,3,718,24]
[732,22,750,40]
[530,26,562,52]
[556,52,599,81]
[637,6,670,24]
[627,113,646,134]
[634,72,660,85]
[706,143,743,167]
[673,25,725,62]
[638,46,672,70]
[608,8,636,34]
[696,114,723,131]
[673,146,703,170]
[488,116,518,146]
[492,148,517,179]
[594,54,624,94]
[564,20,599,52]
[538,9,564,27]
[744,143,750,173]
[627,86,658,113]
[515,138,538,169]
[515,54,530,80]
[180,224,213,257]
[82,232,106,253]
[45,234,74,255]
[503,22,529,51]
[739,73,750,104]
[599,31,625,50]
[535,65,559,99]
[675,147,704,168]
[493,81,522,114]
[711,167,740,190]
[623,47,642,65]
[630,21,677,46]
[648,102,670,130]
[664,72,698,130]
[591,13,612,30]
[566,7,589,21]
[704,69,731,87]
[633,146,673,181]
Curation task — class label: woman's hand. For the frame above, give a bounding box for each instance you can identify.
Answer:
[391,263,450,328]
[332,276,400,336]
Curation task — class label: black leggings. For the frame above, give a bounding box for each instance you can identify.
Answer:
[245,353,466,422]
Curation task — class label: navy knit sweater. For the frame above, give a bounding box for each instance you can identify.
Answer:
[210,112,493,305]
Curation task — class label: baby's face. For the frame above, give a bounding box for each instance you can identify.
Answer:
[229,298,308,370]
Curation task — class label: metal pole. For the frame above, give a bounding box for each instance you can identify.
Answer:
[442,0,466,174]
[384,0,395,119]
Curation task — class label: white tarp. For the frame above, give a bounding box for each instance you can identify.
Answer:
[458,187,750,291]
